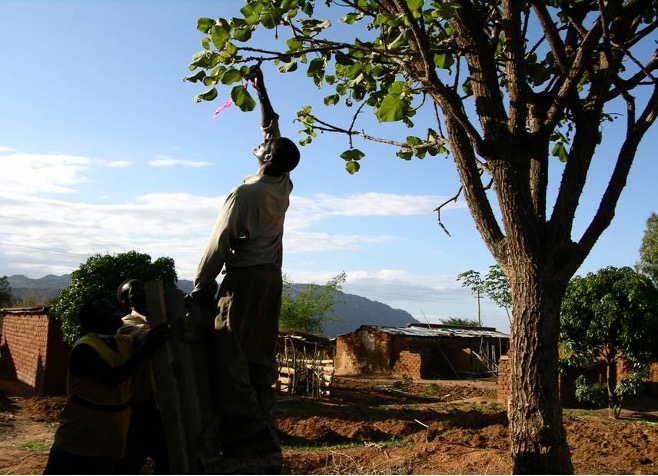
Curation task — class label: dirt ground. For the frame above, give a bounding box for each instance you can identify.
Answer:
[3,376,658,474]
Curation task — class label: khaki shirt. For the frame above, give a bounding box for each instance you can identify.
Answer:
[118,310,149,338]
[194,114,293,290]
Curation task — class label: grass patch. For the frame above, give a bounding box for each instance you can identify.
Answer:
[16,440,51,451]
[283,437,410,453]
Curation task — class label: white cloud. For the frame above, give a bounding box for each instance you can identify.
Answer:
[148,158,212,167]
[287,192,463,230]
[285,231,394,253]
[0,150,471,309]
[106,160,133,167]
[0,152,93,195]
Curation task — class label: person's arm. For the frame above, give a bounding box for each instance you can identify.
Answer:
[69,326,168,387]
[250,65,280,139]
[193,191,240,291]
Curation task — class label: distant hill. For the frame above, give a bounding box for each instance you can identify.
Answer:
[7,275,418,336]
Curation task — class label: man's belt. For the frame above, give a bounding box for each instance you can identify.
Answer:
[73,394,131,413]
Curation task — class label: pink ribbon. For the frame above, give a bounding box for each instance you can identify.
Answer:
[211,81,249,122]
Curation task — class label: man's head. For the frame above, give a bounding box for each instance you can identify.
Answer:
[80,296,124,335]
[116,278,147,315]
[254,137,300,176]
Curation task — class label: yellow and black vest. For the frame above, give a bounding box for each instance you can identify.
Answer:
[54,333,133,458]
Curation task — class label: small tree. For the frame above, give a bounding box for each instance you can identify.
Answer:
[280,272,345,334]
[50,251,178,344]
[458,264,511,324]
[637,212,658,287]
[0,276,12,308]
[560,266,658,418]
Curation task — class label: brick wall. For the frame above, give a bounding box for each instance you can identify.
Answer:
[392,350,423,379]
[497,355,510,404]
[0,308,69,394]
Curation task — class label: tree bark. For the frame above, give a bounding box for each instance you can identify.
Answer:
[507,268,573,474]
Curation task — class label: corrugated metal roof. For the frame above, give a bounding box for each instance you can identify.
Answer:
[358,324,509,339]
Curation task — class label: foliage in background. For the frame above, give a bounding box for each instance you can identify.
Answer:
[0,276,12,308]
[573,375,608,409]
[560,266,658,418]
[280,272,345,334]
[50,251,178,345]
[637,212,658,287]
[457,265,511,323]
[440,317,479,327]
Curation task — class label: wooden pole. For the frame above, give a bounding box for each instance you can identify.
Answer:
[145,280,220,474]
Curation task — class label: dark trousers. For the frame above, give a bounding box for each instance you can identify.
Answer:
[116,404,169,474]
[44,444,120,475]
[214,265,282,444]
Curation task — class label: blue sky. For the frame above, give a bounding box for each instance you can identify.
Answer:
[1,1,657,334]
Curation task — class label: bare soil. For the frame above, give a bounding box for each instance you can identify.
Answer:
[3,376,658,474]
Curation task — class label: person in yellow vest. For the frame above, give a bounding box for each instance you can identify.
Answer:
[43,296,167,475]
[115,278,169,474]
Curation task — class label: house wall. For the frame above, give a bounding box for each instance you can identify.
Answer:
[334,328,393,376]
[0,310,69,394]
[496,356,658,407]
[497,355,510,404]
[336,327,509,379]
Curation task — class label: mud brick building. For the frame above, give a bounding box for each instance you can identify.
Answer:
[334,324,510,379]
[0,307,69,394]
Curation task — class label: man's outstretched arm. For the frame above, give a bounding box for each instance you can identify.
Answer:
[250,65,279,136]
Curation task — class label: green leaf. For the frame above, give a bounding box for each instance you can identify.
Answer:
[240,4,260,25]
[196,17,216,33]
[407,0,424,17]
[210,22,231,50]
[375,82,407,122]
[233,26,252,42]
[301,1,314,16]
[231,85,256,111]
[194,87,218,103]
[221,68,242,85]
[551,141,568,162]
[183,70,206,83]
[345,161,361,174]
[324,94,340,106]
[341,12,361,24]
[396,148,413,160]
[279,61,298,73]
[287,38,303,51]
[434,52,454,70]
[340,148,365,162]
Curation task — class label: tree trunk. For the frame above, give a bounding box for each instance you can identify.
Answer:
[508,269,574,474]
[606,358,619,419]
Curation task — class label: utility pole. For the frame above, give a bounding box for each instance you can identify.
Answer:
[477,289,482,327]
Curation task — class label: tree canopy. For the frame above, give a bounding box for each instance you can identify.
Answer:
[560,266,658,418]
[186,1,658,473]
[0,276,12,308]
[50,251,178,344]
[280,272,345,334]
[440,317,479,327]
[458,264,511,324]
[637,212,658,286]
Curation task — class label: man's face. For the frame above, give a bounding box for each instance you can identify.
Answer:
[253,140,273,163]
[91,298,124,334]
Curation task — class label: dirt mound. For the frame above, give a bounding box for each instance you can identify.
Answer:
[3,376,658,474]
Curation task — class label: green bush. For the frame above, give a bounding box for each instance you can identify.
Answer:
[50,251,177,345]
[574,375,607,408]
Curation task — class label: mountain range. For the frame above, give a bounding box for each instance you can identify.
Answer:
[5,274,419,337]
